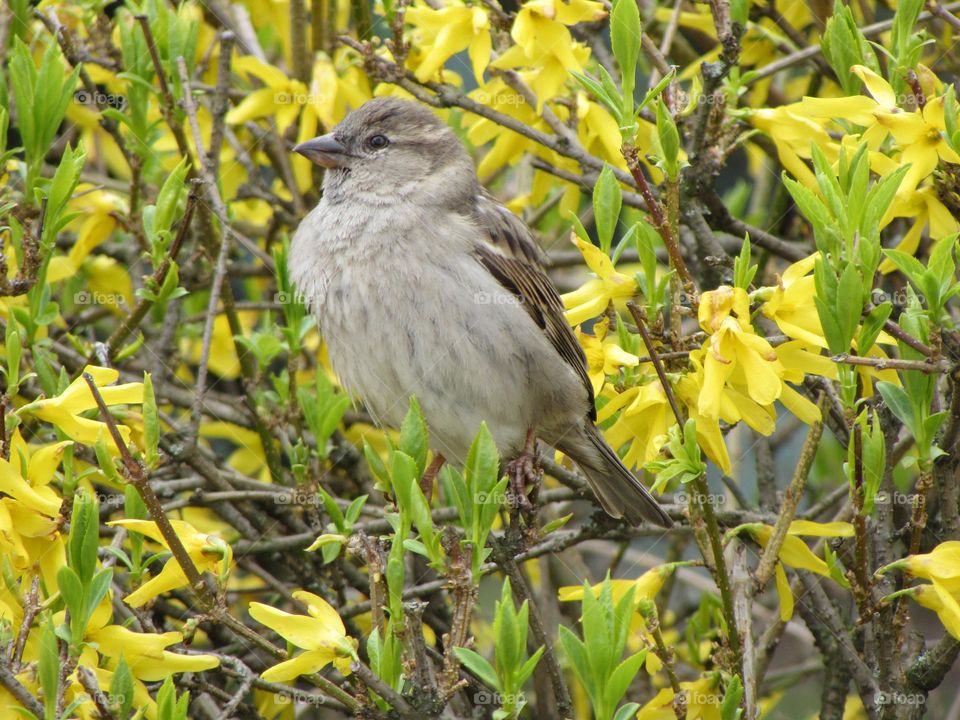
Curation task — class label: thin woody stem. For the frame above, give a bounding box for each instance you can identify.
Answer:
[831,354,950,373]
[623,147,695,292]
[626,302,742,674]
[754,400,824,587]
[83,373,207,595]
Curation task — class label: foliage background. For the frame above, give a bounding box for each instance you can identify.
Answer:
[2,0,960,718]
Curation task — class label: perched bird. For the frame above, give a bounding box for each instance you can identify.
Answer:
[290,96,672,528]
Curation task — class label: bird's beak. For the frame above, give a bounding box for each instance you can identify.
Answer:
[293,134,348,168]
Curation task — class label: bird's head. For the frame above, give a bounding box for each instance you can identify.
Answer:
[294,96,475,202]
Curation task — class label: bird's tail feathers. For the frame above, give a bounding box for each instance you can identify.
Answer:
[562,425,673,528]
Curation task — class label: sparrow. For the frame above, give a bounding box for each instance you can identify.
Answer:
[289,96,672,528]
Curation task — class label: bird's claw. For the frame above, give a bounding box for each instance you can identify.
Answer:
[505,451,541,514]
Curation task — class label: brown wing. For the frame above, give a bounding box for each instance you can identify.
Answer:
[472,190,549,266]
[473,242,597,421]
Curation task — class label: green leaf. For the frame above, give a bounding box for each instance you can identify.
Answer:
[614,704,642,720]
[733,234,757,290]
[721,675,745,720]
[464,423,500,497]
[399,396,429,478]
[516,645,544,688]
[593,165,622,254]
[346,494,368,524]
[95,436,125,486]
[783,176,833,253]
[110,655,135,720]
[453,647,499,689]
[604,650,647,714]
[57,565,83,622]
[836,263,864,351]
[5,321,21,390]
[860,411,887,516]
[68,489,99,585]
[637,70,676,114]
[609,0,641,108]
[876,382,917,439]
[862,165,910,243]
[38,620,59,720]
[558,625,589,687]
[655,98,680,181]
[572,71,622,120]
[142,372,160,468]
[364,440,392,492]
[857,302,891,355]
[821,0,876,94]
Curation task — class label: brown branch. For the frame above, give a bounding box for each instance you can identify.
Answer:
[831,354,950,374]
[627,302,742,674]
[623,147,695,292]
[754,400,824,586]
[0,661,44,718]
[748,1,960,84]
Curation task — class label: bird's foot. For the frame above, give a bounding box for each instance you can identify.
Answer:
[505,428,541,516]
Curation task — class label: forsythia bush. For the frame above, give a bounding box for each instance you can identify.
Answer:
[2,0,960,718]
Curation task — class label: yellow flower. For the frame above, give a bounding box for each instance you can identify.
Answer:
[558,564,679,606]
[881,541,960,594]
[873,96,960,195]
[736,521,853,620]
[467,77,550,175]
[910,582,960,640]
[17,366,143,447]
[596,381,672,469]
[774,340,832,424]
[47,186,125,283]
[491,0,602,107]
[636,675,723,720]
[107,519,232,607]
[697,286,782,420]
[3,430,70,514]
[249,591,358,681]
[91,623,220,680]
[309,47,373,131]
[62,598,220,680]
[761,254,826,348]
[406,2,490,84]
[751,106,834,189]
[879,188,960,271]
[226,55,309,133]
[744,520,854,575]
[200,421,268,481]
[675,358,733,474]
[562,237,638,324]
[181,312,258,381]
[575,318,640,394]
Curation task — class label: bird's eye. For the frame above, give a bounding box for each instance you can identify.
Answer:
[368,134,389,149]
